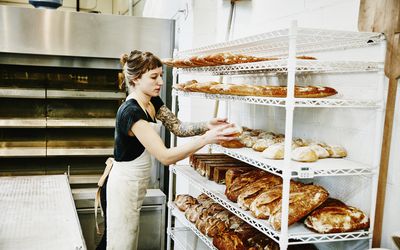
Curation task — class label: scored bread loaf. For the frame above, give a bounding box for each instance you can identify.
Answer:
[304,198,369,233]
[309,144,330,159]
[174,194,198,212]
[237,175,283,210]
[185,204,205,223]
[249,182,304,219]
[262,143,285,160]
[225,170,270,202]
[252,138,275,152]
[269,184,329,230]
[213,231,246,250]
[183,80,221,93]
[291,146,319,162]
[324,145,347,158]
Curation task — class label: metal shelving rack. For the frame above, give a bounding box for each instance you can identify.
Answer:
[167,22,387,250]
[169,202,217,250]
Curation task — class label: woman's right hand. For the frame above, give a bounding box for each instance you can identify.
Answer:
[201,123,239,145]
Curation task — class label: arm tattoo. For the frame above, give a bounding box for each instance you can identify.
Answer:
[156,105,208,137]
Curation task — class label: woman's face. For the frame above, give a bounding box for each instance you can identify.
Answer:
[134,67,163,97]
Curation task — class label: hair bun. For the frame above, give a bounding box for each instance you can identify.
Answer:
[120,53,129,66]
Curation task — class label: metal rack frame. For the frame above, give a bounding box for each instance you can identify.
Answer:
[167,21,387,250]
[176,27,384,58]
[173,89,381,109]
[171,165,372,245]
[168,202,217,250]
[177,60,383,76]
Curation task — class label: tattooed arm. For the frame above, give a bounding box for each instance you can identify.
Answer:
[156,105,209,137]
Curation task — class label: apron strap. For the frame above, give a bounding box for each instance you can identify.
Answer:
[95,157,114,234]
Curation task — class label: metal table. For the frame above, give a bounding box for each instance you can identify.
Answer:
[0,175,86,250]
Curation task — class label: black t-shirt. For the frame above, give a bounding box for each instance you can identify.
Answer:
[114,96,164,161]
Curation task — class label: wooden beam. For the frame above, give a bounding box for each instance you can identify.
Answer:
[373,77,398,247]
[359,0,400,247]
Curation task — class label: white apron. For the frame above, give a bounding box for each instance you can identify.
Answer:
[106,121,161,250]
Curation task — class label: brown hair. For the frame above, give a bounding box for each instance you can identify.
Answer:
[120,50,163,89]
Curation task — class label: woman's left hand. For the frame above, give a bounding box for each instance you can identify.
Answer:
[207,117,228,130]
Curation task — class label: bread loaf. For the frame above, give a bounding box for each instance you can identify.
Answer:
[249,182,304,219]
[219,140,245,148]
[252,138,275,152]
[237,174,282,210]
[197,158,242,176]
[304,198,369,233]
[213,165,254,184]
[325,145,347,158]
[185,204,205,223]
[205,162,248,181]
[262,143,284,160]
[225,170,270,202]
[269,184,329,230]
[174,194,198,212]
[225,168,254,189]
[309,144,330,159]
[291,146,318,162]
[213,231,246,250]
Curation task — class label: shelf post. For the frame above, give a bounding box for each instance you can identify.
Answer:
[280,20,298,250]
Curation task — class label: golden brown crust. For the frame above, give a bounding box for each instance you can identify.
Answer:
[213,166,254,184]
[174,194,198,212]
[304,198,370,233]
[179,81,337,98]
[225,168,254,189]
[296,55,317,60]
[225,170,270,202]
[269,184,329,230]
[213,232,246,250]
[237,174,283,210]
[249,182,304,219]
[219,139,245,148]
[163,54,316,68]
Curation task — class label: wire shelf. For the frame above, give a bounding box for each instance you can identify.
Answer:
[169,202,217,250]
[171,165,372,245]
[173,89,381,109]
[176,28,384,58]
[169,227,211,250]
[211,145,375,178]
[176,60,382,76]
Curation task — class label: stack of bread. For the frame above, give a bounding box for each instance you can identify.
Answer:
[216,126,347,163]
[189,153,255,184]
[174,80,337,98]
[181,154,369,238]
[224,168,330,230]
[163,53,317,68]
[174,193,280,250]
[162,52,277,68]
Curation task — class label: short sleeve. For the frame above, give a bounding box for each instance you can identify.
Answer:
[151,96,164,113]
[117,104,147,136]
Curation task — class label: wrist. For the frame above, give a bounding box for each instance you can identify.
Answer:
[199,134,209,146]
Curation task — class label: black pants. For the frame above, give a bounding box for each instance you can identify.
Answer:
[96,176,108,250]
